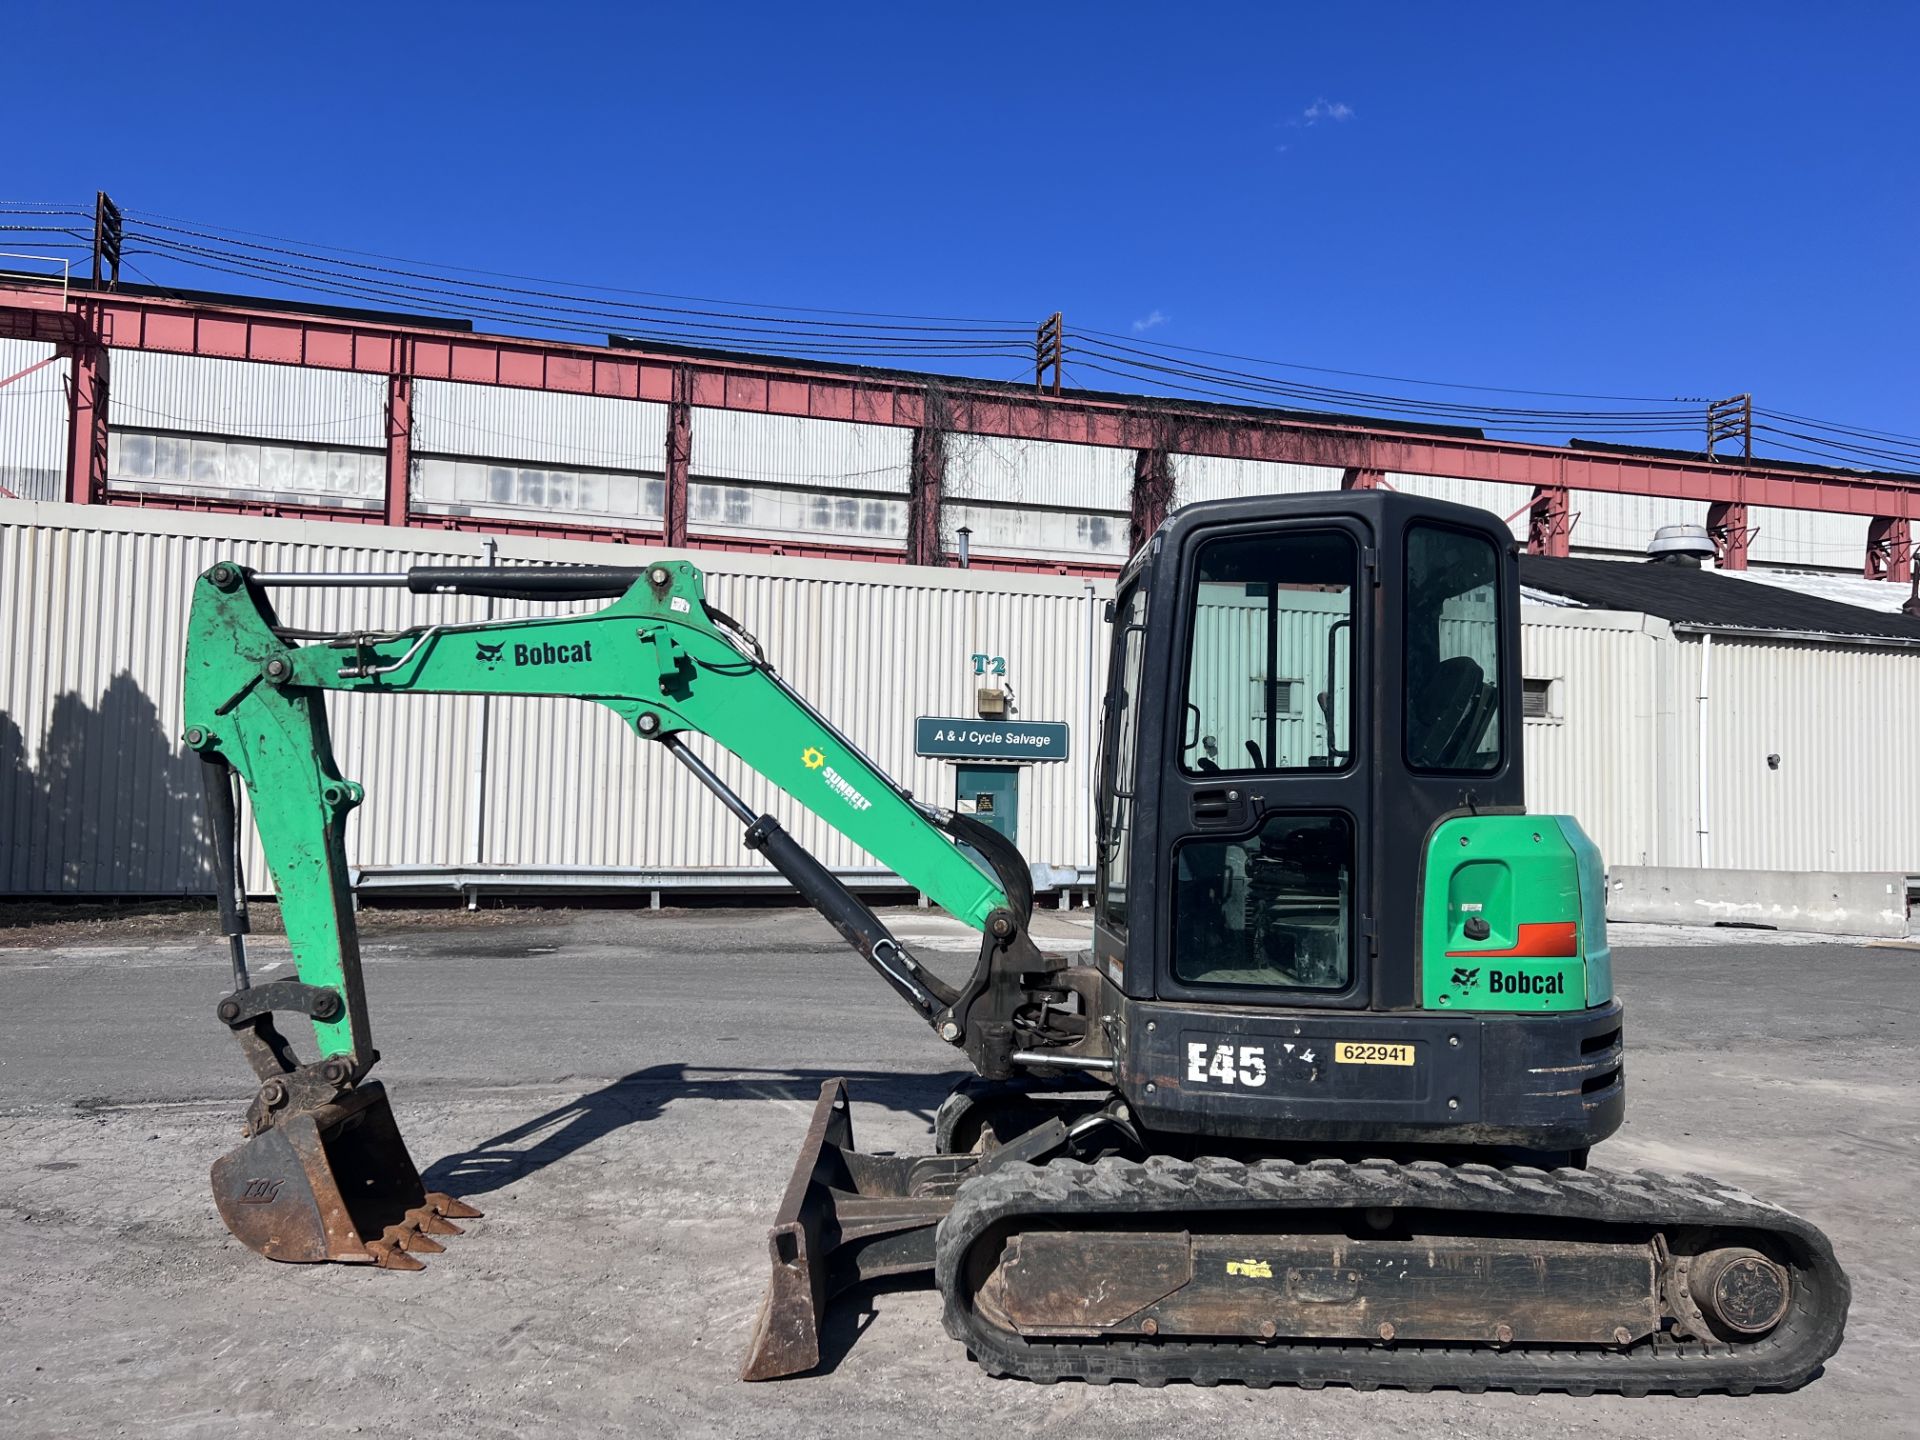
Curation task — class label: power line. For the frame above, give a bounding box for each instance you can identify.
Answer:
[1076,324,1694,404]
[12,197,1917,473]
[120,206,1033,326]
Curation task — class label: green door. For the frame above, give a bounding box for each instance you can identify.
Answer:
[955,764,1020,844]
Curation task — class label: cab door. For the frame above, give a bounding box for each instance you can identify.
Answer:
[1155,519,1373,1010]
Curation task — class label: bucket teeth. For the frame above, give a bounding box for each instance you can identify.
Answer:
[358,1196,483,1269]
[368,1237,428,1271]
[429,1193,484,1220]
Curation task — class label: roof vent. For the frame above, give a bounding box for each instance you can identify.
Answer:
[1647,523,1716,566]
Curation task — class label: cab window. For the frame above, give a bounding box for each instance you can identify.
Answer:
[1180,531,1355,774]
[1173,813,1354,990]
[1404,524,1502,772]
[1098,585,1148,930]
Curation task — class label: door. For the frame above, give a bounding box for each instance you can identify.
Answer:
[955,764,1020,843]
[1158,518,1373,1010]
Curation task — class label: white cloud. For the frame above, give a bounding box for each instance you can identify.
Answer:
[1302,97,1354,125]
[1132,309,1169,334]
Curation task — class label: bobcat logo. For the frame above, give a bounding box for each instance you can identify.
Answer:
[1450,966,1481,990]
[475,642,505,669]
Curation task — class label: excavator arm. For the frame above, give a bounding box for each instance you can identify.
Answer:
[180,558,1062,1270]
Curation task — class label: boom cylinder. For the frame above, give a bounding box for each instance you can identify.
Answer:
[660,735,952,1020]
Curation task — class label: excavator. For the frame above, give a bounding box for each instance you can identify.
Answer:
[181,490,1848,1394]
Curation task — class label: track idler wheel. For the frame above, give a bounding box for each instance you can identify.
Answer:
[1679,1246,1793,1341]
[210,1080,480,1269]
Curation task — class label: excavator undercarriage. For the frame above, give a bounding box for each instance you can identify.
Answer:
[741,1079,1847,1393]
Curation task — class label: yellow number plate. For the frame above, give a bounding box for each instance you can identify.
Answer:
[1334,1042,1416,1067]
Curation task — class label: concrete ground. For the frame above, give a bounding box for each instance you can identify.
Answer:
[0,905,1914,1439]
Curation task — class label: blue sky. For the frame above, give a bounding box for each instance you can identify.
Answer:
[7,3,1916,451]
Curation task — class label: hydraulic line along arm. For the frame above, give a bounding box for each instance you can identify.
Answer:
[181,559,1060,1267]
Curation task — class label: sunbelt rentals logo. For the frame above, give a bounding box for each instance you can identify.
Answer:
[802,744,873,812]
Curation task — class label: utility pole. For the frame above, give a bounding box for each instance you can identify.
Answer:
[1705,394,1751,462]
[1034,312,1064,396]
[90,191,123,289]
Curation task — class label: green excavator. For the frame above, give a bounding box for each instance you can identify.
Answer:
[181,490,1848,1393]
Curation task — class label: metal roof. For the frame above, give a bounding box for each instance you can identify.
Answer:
[1518,554,1920,644]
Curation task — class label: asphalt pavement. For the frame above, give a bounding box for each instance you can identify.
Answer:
[1,905,1914,1439]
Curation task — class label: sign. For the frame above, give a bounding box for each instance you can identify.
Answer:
[916,717,1069,761]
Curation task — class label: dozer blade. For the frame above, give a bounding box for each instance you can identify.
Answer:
[740,1079,972,1381]
[210,1080,481,1268]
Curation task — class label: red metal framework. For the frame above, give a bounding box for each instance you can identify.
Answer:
[7,282,1919,577]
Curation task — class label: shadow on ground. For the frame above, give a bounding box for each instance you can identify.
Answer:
[423,1063,965,1197]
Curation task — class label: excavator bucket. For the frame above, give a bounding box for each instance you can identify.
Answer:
[210,1082,480,1270]
[740,1080,970,1380]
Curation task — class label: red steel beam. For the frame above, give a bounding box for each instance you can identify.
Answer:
[23,288,1920,525]
[384,373,413,526]
[662,365,692,548]
[66,336,108,506]
[907,423,946,567]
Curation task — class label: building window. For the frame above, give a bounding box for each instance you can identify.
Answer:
[413,454,664,525]
[109,429,383,508]
[1522,677,1560,721]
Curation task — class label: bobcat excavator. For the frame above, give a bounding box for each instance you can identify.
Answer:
[181,491,1848,1394]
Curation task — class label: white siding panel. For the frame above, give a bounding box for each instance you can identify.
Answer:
[0,502,1101,897]
[1388,475,1532,539]
[1569,491,1700,556]
[1702,634,1920,872]
[1519,610,1664,869]
[1747,505,1866,570]
[414,380,667,470]
[110,351,387,448]
[946,435,1131,510]
[0,510,482,893]
[1174,454,1341,506]
[7,500,1912,897]
[695,408,910,495]
[0,338,68,501]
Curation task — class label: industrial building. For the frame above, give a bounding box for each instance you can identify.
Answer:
[3,499,1916,904]
[2,276,1917,903]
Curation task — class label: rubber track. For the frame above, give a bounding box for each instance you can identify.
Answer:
[935,1155,1849,1394]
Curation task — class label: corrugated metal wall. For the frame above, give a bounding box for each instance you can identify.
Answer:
[694,407,910,494]
[1518,610,1671,868]
[110,350,389,447]
[1746,505,1866,570]
[948,435,1131,510]
[1174,455,1339,505]
[414,380,667,469]
[0,501,1099,896]
[2,501,1912,895]
[1697,633,1920,871]
[0,338,69,501]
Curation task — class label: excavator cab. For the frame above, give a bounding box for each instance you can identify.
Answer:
[1081,490,1623,1154]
